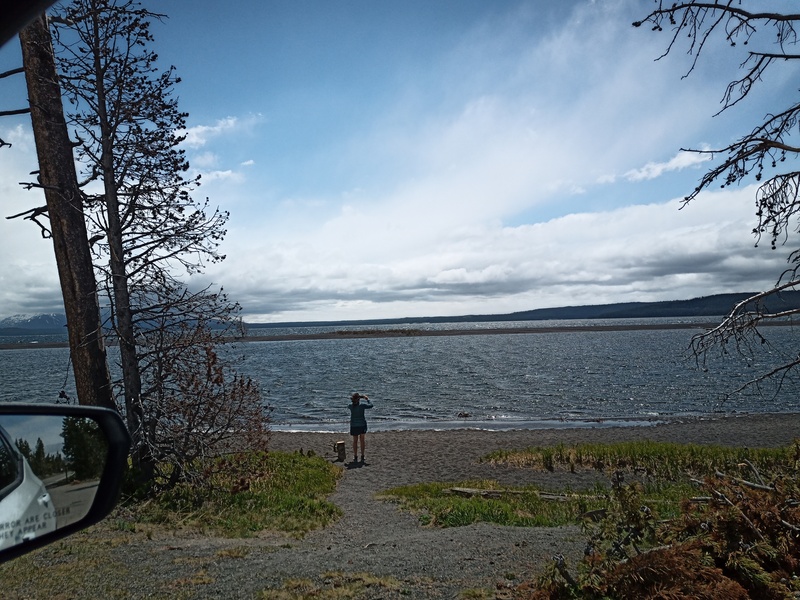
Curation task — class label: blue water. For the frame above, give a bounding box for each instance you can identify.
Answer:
[2,319,799,432]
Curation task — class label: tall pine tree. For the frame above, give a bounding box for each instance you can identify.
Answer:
[51,0,268,489]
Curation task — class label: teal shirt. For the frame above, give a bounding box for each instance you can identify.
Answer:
[348,400,373,428]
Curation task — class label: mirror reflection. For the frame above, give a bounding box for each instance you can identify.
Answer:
[0,415,108,550]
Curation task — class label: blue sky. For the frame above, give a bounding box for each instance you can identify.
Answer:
[1,0,798,322]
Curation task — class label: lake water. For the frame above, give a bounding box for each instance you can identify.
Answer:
[2,318,799,432]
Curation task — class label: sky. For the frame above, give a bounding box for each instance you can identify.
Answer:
[0,0,798,323]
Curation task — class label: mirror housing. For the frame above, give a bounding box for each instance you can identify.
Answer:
[0,404,130,562]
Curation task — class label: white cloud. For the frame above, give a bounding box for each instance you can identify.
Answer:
[191,151,219,169]
[194,184,784,322]
[624,150,712,182]
[179,114,263,148]
[1,124,35,152]
[179,116,239,148]
[182,2,791,322]
[200,169,243,183]
[0,124,65,317]
[1,2,794,324]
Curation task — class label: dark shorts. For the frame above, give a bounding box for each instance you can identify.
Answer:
[350,424,367,436]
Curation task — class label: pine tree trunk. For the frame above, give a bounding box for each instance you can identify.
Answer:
[87,4,150,481]
[18,14,115,411]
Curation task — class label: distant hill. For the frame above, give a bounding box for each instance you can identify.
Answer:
[246,291,800,329]
[500,292,800,321]
[0,313,68,336]
[4,292,800,337]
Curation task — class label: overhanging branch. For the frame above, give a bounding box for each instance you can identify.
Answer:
[0,67,24,79]
[0,107,31,117]
[6,204,52,238]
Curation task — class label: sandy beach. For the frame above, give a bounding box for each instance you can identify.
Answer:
[268,413,800,493]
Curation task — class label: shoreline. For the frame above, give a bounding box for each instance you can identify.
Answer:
[269,410,792,435]
[6,318,799,350]
[269,412,800,488]
[241,321,722,342]
[0,320,725,350]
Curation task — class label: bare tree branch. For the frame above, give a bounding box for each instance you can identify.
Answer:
[0,107,31,116]
[0,67,24,79]
[635,3,800,396]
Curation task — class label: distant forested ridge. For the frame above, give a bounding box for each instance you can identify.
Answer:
[247,291,800,329]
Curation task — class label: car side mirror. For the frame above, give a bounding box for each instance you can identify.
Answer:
[0,404,130,562]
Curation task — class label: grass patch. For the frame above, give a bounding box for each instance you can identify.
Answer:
[0,528,138,600]
[0,450,342,599]
[258,571,403,599]
[170,569,215,588]
[482,440,793,480]
[381,442,795,529]
[379,479,608,528]
[135,451,343,537]
[381,478,696,527]
[216,546,250,559]
[510,441,800,599]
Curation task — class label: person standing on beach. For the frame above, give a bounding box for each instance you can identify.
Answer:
[348,392,373,463]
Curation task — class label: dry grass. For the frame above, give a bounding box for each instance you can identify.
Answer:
[257,571,405,599]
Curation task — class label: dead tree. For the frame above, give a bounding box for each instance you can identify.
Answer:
[50,0,265,489]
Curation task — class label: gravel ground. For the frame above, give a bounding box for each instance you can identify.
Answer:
[9,413,800,599]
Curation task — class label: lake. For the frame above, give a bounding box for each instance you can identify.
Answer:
[2,318,799,432]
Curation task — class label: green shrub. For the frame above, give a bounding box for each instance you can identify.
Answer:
[133,450,342,537]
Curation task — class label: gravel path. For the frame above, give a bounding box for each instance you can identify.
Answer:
[150,429,592,598]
